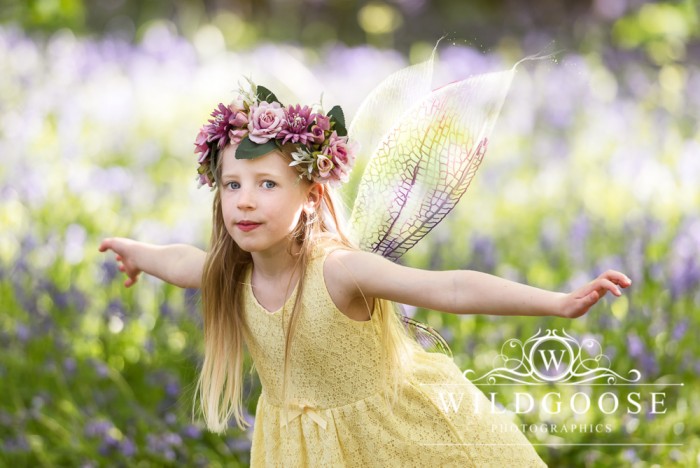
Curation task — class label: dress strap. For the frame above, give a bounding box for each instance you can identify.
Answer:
[310,237,351,260]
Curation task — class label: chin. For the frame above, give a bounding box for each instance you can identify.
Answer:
[232,240,259,253]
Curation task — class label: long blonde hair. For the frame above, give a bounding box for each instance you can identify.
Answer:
[195,145,415,433]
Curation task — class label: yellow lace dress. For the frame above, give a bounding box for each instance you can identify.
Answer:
[242,243,547,467]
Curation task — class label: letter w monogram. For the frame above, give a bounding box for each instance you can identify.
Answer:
[539,349,566,370]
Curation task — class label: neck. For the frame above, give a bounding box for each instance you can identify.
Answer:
[250,238,303,281]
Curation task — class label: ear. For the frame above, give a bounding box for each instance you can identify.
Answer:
[303,182,324,214]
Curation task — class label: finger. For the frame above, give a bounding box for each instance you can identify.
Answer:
[583,290,600,307]
[125,276,138,288]
[613,275,632,288]
[118,264,126,272]
[602,270,632,287]
[116,255,123,262]
[98,239,110,252]
[596,278,622,297]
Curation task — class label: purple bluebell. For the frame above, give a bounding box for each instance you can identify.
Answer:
[182,424,202,439]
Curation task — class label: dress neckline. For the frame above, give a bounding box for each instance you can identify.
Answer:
[247,265,300,315]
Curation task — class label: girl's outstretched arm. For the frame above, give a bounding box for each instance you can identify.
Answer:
[99,238,206,289]
[328,250,631,319]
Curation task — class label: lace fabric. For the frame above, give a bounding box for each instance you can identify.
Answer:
[242,242,547,467]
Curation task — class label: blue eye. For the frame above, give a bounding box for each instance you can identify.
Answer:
[262,180,276,189]
[227,181,240,190]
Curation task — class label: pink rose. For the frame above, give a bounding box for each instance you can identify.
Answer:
[314,114,331,132]
[323,131,354,183]
[227,106,249,144]
[247,102,286,144]
[324,131,350,164]
[198,172,212,188]
[316,154,334,178]
[229,128,248,145]
[309,124,326,145]
[230,109,248,128]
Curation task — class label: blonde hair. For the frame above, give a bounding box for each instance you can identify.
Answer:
[195,145,415,433]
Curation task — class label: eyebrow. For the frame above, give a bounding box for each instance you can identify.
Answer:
[221,172,279,179]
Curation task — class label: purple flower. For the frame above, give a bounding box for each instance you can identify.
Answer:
[194,126,209,163]
[100,259,119,284]
[182,424,202,439]
[226,436,252,453]
[120,437,136,457]
[165,379,180,397]
[63,357,77,375]
[627,334,644,357]
[3,435,29,454]
[278,105,316,145]
[247,101,286,144]
[207,103,234,149]
[85,420,113,438]
[198,172,212,188]
[91,359,109,378]
[147,432,180,460]
[15,324,29,342]
[672,319,688,341]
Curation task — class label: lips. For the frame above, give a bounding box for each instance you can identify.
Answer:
[236,221,262,232]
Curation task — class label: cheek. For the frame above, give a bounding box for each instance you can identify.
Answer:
[220,196,235,223]
[274,200,304,227]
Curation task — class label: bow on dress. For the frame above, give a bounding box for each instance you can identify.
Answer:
[280,401,328,430]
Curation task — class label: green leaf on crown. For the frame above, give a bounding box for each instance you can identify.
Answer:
[256,86,279,104]
[327,105,347,136]
[235,136,278,160]
[209,145,219,167]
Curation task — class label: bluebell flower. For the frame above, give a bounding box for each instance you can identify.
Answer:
[182,424,202,439]
[672,319,689,341]
[120,436,136,457]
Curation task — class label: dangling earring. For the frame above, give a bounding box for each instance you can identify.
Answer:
[291,210,311,243]
[305,210,317,226]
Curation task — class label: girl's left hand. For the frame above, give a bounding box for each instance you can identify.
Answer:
[558,270,632,319]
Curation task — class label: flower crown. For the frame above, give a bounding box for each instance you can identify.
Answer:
[194,81,355,189]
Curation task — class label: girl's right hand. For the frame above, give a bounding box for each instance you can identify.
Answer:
[99,237,142,287]
[557,270,632,319]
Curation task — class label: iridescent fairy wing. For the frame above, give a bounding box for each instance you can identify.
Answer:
[401,313,452,356]
[346,60,517,354]
[347,52,434,174]
[349,65,516,261]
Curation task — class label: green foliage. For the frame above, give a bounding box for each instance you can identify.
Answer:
[327,105,347,137]
[235,137,278,160]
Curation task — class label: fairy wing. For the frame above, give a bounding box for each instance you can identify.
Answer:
[347,61,516,261]
[345,58,517,353]
[401,314,452,356]
[346,53,435,175]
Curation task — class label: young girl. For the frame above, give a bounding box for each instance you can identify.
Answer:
[99,84,630,467]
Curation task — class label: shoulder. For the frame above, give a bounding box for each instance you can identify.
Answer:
[323,248,393,299]
[323,246,453,312]
[318,247,386,320]
[320,245,362,298]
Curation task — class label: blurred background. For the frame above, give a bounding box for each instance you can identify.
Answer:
[1,0,698,466]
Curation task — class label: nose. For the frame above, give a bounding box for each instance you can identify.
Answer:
[237,187,256,210]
